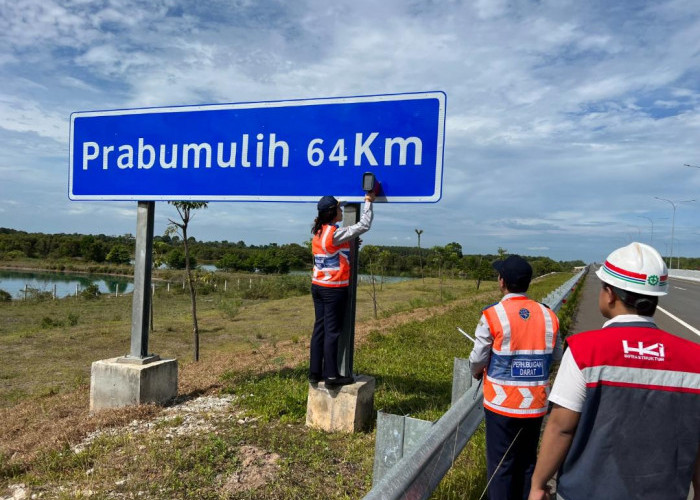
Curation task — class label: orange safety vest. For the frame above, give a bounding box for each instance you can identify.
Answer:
[482,296,559,418]
[312,224,351,287]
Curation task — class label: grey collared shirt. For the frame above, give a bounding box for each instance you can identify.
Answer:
[332,200,374,245]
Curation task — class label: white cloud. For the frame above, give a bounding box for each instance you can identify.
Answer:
[0,0,698,261]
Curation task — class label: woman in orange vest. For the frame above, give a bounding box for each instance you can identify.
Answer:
[310,192,375,387]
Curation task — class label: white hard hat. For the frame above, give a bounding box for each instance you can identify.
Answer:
[596,242,668,296]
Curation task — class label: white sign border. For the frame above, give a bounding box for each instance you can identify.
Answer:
[69,91,446,203]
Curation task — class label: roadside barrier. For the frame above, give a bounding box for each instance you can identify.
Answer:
[541,267,588,312]
[669,269,700,283]
[365,268,589,500]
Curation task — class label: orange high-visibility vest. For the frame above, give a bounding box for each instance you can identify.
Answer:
[312,224,351,287]
[482,296,559,418]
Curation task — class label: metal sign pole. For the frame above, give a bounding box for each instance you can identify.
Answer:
[338,203,360,377]
[128,201,157,362]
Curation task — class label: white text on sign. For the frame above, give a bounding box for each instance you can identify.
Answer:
[82,132,423,170]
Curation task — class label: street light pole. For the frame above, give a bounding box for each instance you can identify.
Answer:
[654,197,696,269]
[636,215,668,245]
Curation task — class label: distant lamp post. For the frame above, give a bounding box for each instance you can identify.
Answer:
[654,197,696,269]
[636,215,668,245]
[415,229,424,282]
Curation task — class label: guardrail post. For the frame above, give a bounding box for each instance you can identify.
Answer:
[451,358,473,406]
[373,412,434,485]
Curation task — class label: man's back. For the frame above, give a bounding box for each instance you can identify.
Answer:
[557,324,700,500]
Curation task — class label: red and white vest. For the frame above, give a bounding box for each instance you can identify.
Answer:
[482,296,559,418]
[557,323,700,500]
[312,224,351,287]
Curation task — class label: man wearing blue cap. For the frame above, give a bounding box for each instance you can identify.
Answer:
[469,254,562,499]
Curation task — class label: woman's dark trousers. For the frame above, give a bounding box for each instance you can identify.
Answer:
[310,284,348,379]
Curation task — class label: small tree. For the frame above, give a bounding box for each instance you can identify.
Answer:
[430,245,461,302]
[105,244,131,265]
[415,229,424,282]
[474,256,493,290]
[167,201,208,361]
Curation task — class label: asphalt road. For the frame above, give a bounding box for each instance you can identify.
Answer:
[657,277,700,344]
[572,268,700,345]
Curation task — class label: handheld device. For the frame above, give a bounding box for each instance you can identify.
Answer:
[363,172,376,192]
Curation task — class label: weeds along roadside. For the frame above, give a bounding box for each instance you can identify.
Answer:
[0,273,577,499]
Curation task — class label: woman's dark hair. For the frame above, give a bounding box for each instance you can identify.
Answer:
[608,285,659,316]
[311,207,338,235]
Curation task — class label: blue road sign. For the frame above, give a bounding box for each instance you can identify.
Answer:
[69,92,446,202]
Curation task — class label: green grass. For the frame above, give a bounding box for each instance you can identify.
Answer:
[0,270,583,499]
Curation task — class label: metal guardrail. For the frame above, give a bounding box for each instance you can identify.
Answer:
[366,382,484,500]
[669,269,700,282]
[364,268,589,500]
[541,267,588,312]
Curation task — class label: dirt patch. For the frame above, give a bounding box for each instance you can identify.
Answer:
[219,445,281,495]
[71,395,239,454]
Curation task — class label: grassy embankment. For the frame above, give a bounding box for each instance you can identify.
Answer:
[0,270,582,499]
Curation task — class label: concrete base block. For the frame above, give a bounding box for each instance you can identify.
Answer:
[306,374,375,433]
[90,357,178,412]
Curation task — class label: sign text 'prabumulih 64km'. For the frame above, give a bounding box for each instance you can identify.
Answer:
[69,92,446,202]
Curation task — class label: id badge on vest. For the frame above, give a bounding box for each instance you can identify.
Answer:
[511,358,544,378]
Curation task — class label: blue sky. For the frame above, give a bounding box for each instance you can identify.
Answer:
[1,0,700,263]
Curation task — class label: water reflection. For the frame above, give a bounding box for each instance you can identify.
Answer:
[0,270,134,299]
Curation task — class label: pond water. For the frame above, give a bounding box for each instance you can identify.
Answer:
[0,269,134,300]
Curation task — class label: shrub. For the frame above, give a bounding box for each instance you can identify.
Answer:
[217,298,242,320]
[41,316,64,329]
[80,283,101,300]
[241,275,310,300]
[67,312,79,326]
[24,287,53,301]
[5,250,25,260]
[0,289,11,302]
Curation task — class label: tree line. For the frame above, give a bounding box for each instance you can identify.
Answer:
[0,227,600,280]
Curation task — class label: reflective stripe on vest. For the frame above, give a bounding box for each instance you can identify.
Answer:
[312,224,351,287]
[482,297,558,418]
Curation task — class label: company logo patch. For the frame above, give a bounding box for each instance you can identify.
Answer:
[622,340,665,361]
[519,308,530,320]
[647,275,659,286]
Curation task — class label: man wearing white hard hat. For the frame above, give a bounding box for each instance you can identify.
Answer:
[528,242,700,500]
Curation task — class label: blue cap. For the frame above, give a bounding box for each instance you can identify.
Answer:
[492,255,532,291]
[317,196,345,211]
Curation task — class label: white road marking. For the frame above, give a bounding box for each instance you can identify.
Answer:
[657,306,700,337]
[673,286,687,291]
